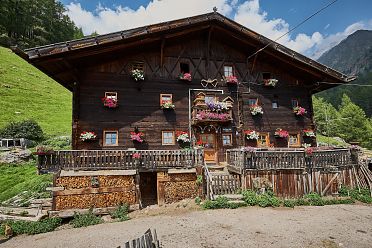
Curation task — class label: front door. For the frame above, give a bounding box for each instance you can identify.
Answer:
[200,133,217,163]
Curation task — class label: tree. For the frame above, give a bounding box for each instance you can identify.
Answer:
[337,94,371,148]
[312,96,340,136]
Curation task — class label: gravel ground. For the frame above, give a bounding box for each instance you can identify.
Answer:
[1,203,371,248]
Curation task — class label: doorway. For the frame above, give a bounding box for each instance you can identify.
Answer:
[139,172,158,207]
[200,133,217,164]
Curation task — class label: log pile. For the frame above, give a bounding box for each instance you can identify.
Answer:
[163,173,197,203]
[54,175,136,210]
[55,192,136,210]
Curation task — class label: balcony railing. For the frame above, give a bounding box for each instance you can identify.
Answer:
[37,149,204,173]
[226,148,354,170]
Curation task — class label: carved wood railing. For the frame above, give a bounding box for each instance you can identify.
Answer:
[226,148,353,170]
[37,149,204,173]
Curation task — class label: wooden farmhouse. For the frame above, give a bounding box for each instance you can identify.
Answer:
[14,12,361,211]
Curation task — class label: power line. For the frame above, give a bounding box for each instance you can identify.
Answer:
[317,82,372,87]
[247,0,339,60]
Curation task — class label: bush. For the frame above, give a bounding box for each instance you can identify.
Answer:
[256,193,281,208]
[242,190,258,206]
[194,196,201,205]
[41,136,71,150]
[339,186,372,204]
[110,204,130,222]
[0,218,61,236]
[0,120,44,141]
[283,199,296,208]
[305,192,324,206]
[70,210,103,228]
[202,196,246,209]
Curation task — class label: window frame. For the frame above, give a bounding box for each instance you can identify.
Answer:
[291,98,299,108]
[223,65,234,77]
[248,98,259,106]
[288,133,301,147]
[179,62,190,73]
[131,61,145,72]
[162,131,175,146]
[272,100,279,109]
[160,94,173,105]
[105,92,118,100]
[262,72,271,80]
[222,133,233,147]
[257,132,269,147]
[103,130,119,147]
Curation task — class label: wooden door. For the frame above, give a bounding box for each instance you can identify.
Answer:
[200,134,217,163]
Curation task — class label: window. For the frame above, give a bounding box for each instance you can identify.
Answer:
[224,65,233,77]
[257,133,269,147]
[289,133,300,147]
[205,95,216,103]
[248,98,258,106]
[103,131,118,146]
[180,63,190,73]
[291,99,299,108]
[272,100,278,109]
[262,72,271,80]
[222,134,233,146]
[131,61,144,72]
[160,94,172,105]
[105,92,117,100]
[162,131,175,145]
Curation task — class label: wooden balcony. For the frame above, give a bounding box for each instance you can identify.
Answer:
[37,149,204,173]
[226,148,355,171]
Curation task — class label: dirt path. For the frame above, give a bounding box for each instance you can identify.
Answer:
[1,204,371,248]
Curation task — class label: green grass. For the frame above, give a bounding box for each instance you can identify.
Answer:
[0,47,71,137]
[317,134,349,147]
[0,161,52,203]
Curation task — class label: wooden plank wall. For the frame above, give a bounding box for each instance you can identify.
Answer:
[243,166,355,197]
[74,30,316,152]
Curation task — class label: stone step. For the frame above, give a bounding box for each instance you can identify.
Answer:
[220,194,243,200]
[227,200,246,205]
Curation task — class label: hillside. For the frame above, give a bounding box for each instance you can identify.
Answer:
[318,30,372,75]
[0,47,71,137]
[317,30,372,116]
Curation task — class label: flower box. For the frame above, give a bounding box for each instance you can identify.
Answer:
[206,101,228,112]
[101,97,118,108]
[176,131,190,143]
[250,105,264,115]
[244,130,259,140]
[160,101,175,110]
[303,129,315,137]
[274,128,289,138]
[131,69,145,81]
[225,75,238,84]
[130,132,144,143]
[34,145,54,155]
[179,72,192,81]
[263,79,278,87]
[195,111,231,121]
[80,131,97,141]
[293,106,307,116]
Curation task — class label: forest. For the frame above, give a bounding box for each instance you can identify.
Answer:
[0,0,83,49]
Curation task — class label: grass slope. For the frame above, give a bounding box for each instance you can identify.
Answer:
[0,47,71,137]
[0,162,52,203]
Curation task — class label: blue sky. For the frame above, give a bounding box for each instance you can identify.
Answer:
[60,0,372,58]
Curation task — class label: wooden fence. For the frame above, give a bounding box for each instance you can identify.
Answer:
[118,229,159,248]
[37,149,204,173]
[211,174,241,196]
[226,148,353,170]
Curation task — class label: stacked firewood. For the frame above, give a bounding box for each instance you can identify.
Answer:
[164,173,197,203]
[56,192,136,210]
[56,176,91,189]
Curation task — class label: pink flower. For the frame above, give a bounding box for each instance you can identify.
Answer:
[226,75,238,84]
[132,153,141,159]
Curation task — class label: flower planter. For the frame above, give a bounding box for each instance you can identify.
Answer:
[80,131,97,142]
[130,132,145,143]
[179,73,192,82]
[101,97,118,108]
[250,105,264,116]
[225,75,238,85]
[263,79,278,87]
[274,129,289,139]
[293,106,307,116]
[131,69,145,81]
[160,101,175,110]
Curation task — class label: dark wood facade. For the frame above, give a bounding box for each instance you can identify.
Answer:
[15,12,350,164]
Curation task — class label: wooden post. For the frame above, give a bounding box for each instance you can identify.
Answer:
[135,172,142,209]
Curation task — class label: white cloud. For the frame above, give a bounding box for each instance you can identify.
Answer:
[65,0,372,59]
